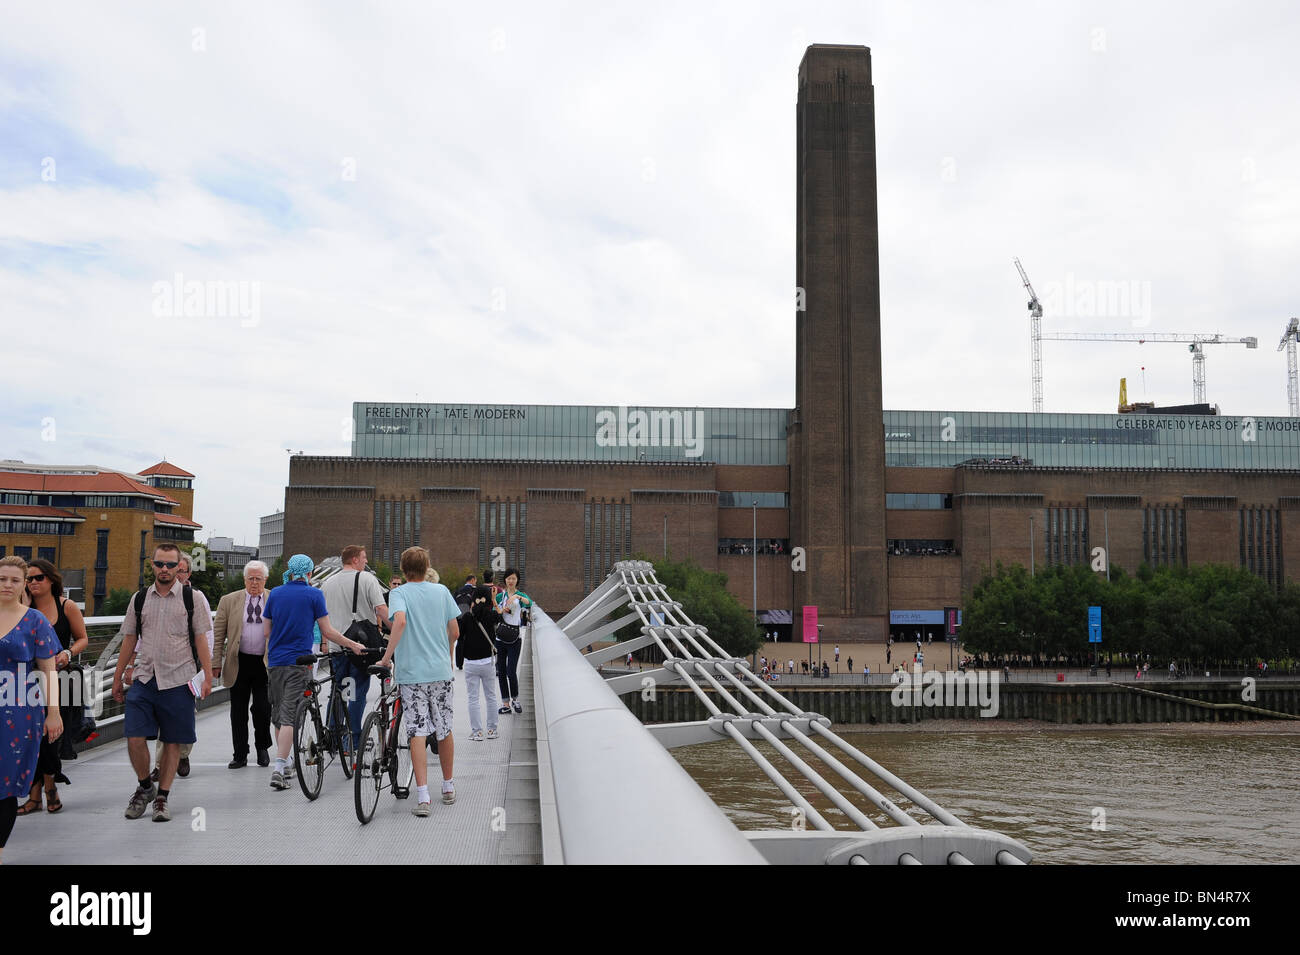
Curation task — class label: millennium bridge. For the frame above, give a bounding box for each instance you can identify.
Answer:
[8,561,1032,865]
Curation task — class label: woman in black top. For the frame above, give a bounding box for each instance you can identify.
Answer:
[454,585,501,740]
[19,560,87,814]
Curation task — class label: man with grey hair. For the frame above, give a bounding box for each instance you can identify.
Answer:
[212,559,273,768]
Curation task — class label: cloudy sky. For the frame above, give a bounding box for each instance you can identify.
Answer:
[3,1,1298,544]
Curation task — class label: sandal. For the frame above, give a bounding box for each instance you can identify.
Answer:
[45,786,63,813]
[16,782,42,816]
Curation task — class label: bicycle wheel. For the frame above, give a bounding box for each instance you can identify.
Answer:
[293,696,324,801]
[354,711,386,824]
[330,688,355,780]
[390,726,412,800]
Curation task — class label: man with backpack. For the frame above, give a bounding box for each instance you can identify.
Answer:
[320,545,388,743]
[112,544,214,823]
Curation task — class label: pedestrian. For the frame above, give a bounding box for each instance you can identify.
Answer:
[788,658,794,674]
[151,552,213,781]
[863,664,869,682]
[213,559,273,769]
[0,556,62,863]
[378,546,462,813]
[821,661,830,679]
[263,554,365,791]
[886,647,891,665]
[18,559,86,815]
[834,644,840,663]
[494,568,531,715]
[455,584,500,741]
[112,544,213,822]
[320,545,388,743]
[847,655,853,673]
[453,573,477,615]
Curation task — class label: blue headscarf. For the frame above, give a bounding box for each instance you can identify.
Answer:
[284,553,314,585]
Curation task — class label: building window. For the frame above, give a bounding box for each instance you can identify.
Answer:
[37,547,55,563]
[886,539,956,556]
[14,546,32,561]
[96,529,109,569]
[885,493,953,510]
[719,538,790,555]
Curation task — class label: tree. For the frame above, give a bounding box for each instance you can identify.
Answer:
[265,555,287,590]
[101,587,132,616]
[433,563,478,590]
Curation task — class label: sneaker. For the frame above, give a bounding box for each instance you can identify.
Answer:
[149,767,159,783]
[177,757,190,778]
[469,730,484,742]
[511,699,522,714]
[413,801,431,817]
[125,784,156,819]
[269,771,291,791]
[152,797,171,822]
[498,706,510,715]
[485,728,499,740]
[441,785,455,805]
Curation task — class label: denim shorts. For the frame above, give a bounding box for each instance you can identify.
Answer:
[124,677,197,744]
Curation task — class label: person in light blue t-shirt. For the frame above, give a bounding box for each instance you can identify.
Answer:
[378,547,461,815]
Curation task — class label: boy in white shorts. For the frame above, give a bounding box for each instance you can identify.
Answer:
[377,546,461,814]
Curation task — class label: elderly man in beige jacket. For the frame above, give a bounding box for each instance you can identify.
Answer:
[213,560,273,769]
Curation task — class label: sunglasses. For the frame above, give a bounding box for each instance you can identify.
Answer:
[153,560,180,569]
[26,574,46,583]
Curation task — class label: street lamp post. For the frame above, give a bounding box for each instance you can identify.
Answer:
[663,513,667,559]
[752,500,758,637]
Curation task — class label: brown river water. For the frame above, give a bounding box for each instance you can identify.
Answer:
[670,723,1300,864]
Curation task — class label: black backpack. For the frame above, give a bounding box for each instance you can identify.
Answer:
[132,584,198,670]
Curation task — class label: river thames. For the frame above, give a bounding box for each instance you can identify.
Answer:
[671,723,1300,864]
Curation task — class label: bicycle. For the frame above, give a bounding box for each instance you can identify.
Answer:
[292,650,365,800]
[354,664,428,823]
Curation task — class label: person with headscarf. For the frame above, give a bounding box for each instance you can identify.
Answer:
[262,554,366,791]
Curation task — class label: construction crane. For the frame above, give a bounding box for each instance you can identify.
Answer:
[1014,258,1044,412]
[1279,318,1299,417]
[1039,332,1258,405]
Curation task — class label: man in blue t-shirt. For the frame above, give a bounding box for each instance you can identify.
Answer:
[377,546,461,814]
[263,554,366,791]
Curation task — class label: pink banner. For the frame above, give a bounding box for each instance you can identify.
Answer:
[802,605,818,643]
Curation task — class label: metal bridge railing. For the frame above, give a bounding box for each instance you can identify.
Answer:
[556,561,1033,865]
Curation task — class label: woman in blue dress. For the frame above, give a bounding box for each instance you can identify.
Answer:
[0,556,62,864]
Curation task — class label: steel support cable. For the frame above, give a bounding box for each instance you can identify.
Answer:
[736,668,804,715]
[749,721,879,831]
[720,720,833,831]
[809,722,965,828]
[662,627,696,659]
[667,662,725,718]
[686,661,751,716]
[709,664,779,714]
[708,664,926,829]
[772,721,920,828]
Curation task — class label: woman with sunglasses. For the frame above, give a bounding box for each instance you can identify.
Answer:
[17,560,87,814]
